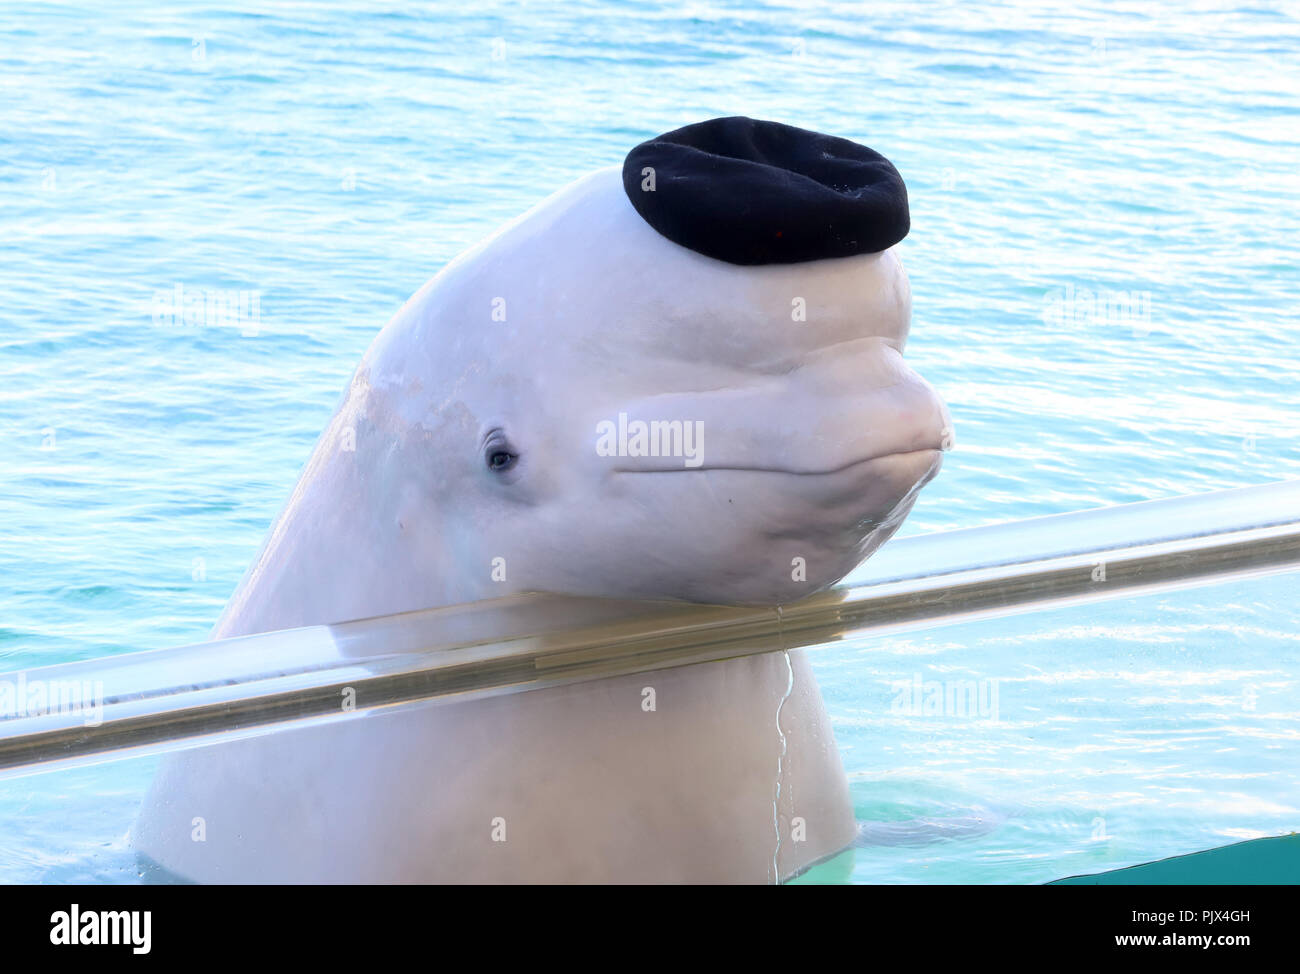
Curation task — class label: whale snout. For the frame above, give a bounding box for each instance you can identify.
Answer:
[589,340,949,605]
[602,338,951,476]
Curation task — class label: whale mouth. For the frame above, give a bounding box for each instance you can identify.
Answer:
[609,446,944,476]
[597,341,952,480]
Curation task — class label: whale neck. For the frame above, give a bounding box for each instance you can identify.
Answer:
[212,404,459,639]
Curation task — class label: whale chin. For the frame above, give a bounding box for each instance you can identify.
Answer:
[634,447,943,609]
[761,444,944,529]
[843,446,945,518]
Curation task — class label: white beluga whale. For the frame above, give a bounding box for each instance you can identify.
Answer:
[132,117,952,883]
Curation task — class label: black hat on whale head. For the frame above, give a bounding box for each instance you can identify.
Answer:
[622,116,910,266]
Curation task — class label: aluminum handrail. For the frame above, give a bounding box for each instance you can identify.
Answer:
[2,479,1298,779]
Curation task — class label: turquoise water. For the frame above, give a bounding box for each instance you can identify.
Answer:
[1,1,1298,882]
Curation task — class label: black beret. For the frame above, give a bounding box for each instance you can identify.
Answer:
[622,116,910,266]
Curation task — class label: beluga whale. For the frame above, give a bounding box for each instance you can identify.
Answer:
[132,117,952,883]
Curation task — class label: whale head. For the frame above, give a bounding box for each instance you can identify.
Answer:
[330,121,950,610]
[136,119,949,887]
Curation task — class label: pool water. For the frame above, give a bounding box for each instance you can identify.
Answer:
[820,569,1300,883]
[1,0,1298,883]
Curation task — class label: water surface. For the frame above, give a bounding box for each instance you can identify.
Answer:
[1,0,1297,882]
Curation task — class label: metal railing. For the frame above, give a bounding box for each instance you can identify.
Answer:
[2,479,1299,779]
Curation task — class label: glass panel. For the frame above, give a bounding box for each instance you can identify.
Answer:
[811,569,1300,884]
[2,563,1295,884]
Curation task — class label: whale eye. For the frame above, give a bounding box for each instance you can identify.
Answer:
[482,429,520,475]
[487,450,517,472]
